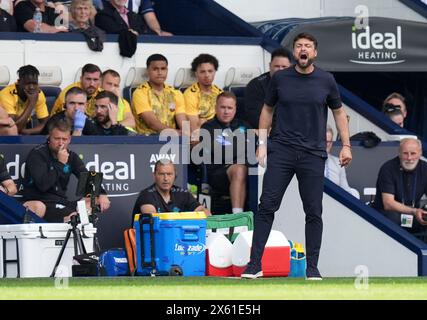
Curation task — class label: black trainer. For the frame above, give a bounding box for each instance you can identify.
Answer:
[241,264,263,279]
[306,267,322,281]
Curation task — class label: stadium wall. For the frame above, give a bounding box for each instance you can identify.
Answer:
[214,0,427,23]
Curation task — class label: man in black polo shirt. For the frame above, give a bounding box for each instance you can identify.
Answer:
[373,138,427,237]
[14,0,68,33]
[200,91,253,214]
[241,33,352,280]
[132,160,209,223]
[244,47,291,129]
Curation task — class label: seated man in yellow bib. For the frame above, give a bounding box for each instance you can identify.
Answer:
[51,63,102,117]
[132,54,187,136]
[0,65,49,135]
[184,53,222,139]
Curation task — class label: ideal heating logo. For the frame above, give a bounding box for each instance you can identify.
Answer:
[350,25,404,65]
[4,152,139,197]
[85,153,137,197]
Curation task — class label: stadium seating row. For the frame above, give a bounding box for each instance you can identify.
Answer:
[0,65,262,116]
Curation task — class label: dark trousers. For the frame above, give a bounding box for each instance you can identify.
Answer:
[249,143,326,272]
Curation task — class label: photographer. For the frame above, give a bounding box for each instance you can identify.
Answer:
[382,92,407,128]
[373,138,427,239]
[22,118,110,223]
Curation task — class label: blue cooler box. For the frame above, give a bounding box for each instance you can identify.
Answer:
[134,212,207,276]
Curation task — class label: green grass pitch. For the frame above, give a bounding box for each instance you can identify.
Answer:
[0,277,426,300]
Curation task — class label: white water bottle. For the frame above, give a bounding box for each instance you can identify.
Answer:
[33,8,42,33]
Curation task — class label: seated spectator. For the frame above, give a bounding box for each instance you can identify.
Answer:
[382,92,407,126]
[199,92,253,214]
[184,53,223,139]
[325,126,360,199]
[0,7,17,31]
[0,155,17,196]
[69,0,105,51]
[94,0,145,35]
[101,69,136,132]
[14,0,68,33]
[383,104,404,128]
[125,0,172,36]
[87,90,130,135]
[131,54,186,135]
[69,0,96,29]
[22,118,110,222]
[0,105,18,135]
[244,47,291,129]
[373,138,427,238]
[51,63,102,116]
[131,159,210,223]
[0,65,49,135]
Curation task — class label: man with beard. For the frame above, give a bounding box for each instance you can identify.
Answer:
[241,33,352,280]
[0,65,49,134]
[51,63,102,117]
[244,47,291,129]
[41,87,92,136]
[373,138,427,237]
[85,90,130,135]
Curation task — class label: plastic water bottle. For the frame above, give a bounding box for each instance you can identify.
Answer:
[33,8,42,33]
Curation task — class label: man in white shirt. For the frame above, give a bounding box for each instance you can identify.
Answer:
[325,125,360,198]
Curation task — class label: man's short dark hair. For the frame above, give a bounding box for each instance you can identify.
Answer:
[154,159,175,173]
[95,90,119,105]
[191,54,219,72]
[48,118,72,134]
[271,47,291,61]
[65,86,87,101]
[216,91,236,103]
[102,69,121,79]
[293,32,318,49]
[81,63,102,76]
[17,65,39,79]
[146,54,168,68]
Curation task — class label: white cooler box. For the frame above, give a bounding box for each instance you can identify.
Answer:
[0,223,96,278]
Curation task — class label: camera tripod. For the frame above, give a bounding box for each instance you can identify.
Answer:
[50,215,87,277]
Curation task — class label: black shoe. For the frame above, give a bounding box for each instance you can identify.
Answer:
[306,267,322,281]
[241,264,263,279]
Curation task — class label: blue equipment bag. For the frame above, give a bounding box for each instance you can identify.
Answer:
[98,248,129,276]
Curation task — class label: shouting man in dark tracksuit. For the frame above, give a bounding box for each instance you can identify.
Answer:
[241,33,352,280]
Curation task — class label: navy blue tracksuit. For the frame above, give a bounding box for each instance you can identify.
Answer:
[248,65,343,275]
